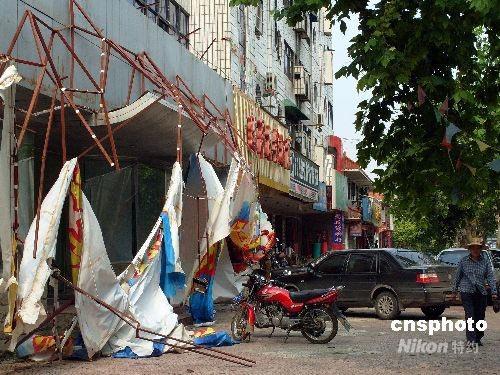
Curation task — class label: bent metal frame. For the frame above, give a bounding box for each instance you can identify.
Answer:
[0,0,254,366]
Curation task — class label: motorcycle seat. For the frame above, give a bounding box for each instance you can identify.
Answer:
[289,288,330,303]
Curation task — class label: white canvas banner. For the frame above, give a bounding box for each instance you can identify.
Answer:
[76,194,128,359]
[10,158,78,349]
[0,78,17,292]
[212,243,244,301]
[209,158,240,246]
[184,156,240,300]
[109,161,188,356]
[105,240,187,356]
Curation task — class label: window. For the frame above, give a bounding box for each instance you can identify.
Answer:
[328,101,334,128]
[379,255,394,274]
[328,146,338,170]
[284,42,294,80]
[390,250,437,267]
[166,1,190,47]
[347,253,376,273]
[313,83,318,109]
[255,0,263,36]
[274,23,281,62]
[348,181,358,202]
[130,0,189,48]
[437,250,468,266]
[317,254,347,274]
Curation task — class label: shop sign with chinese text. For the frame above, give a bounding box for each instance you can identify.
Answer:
[289,149,319,202]
[332,211,344,244]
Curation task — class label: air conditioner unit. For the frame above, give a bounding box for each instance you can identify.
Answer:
[264,72,277,96]
[294,19,307,34]
[294,15,310,40]
[293,66,310,101]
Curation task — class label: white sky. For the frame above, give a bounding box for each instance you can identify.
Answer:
[331,16,378,178]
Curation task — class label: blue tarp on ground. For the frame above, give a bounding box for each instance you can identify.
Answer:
[193,331,239,347]
[112,342,165,359]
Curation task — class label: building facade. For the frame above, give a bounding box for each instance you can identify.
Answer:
[188,1,335,259]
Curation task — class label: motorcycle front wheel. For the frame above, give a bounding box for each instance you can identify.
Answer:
[231,307,250,342]
[300,307,338,344]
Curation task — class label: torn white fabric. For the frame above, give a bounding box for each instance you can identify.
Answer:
[184,156,240,300]
[0,65,22,90]
[163,161,184,275]
[108,161,189,356]
[210,158,240,247]
[0,79,17,293]
[76,194,128,359]
[197,154,224,218]
[119,161,184,284]
[213,243,244,302]
[9,158,78,350]
[105,237,187,356]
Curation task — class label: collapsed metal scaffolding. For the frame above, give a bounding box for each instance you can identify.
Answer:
[0,0,254,366]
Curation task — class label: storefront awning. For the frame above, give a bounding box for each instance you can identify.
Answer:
[344,169,373,187]
[284,99,309,123]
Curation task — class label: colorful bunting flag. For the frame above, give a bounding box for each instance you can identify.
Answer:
[476,140,490,152]
[439,97,449,115]
[441,123,461,149]
[462,163,477,176]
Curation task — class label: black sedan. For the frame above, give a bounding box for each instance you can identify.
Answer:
[272,248,455,319]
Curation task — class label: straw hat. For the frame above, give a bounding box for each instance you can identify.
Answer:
[466,225,484,248]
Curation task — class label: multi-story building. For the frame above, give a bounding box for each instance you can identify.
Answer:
[0,0,235,273]
[188,0,335,258]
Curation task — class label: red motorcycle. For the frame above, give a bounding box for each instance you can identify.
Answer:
[231,271,351,344]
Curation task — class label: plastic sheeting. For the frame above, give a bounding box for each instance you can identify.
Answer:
[84,166,134,264]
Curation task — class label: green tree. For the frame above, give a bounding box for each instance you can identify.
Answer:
[231,0,500,244]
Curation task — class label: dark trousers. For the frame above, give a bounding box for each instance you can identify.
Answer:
[460,291,487,343]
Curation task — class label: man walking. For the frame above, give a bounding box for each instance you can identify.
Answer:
[453,235,498,346]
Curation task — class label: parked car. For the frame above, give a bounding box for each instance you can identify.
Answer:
[490,248,500,265]
[436,248,500,303]
[272,248,455,320]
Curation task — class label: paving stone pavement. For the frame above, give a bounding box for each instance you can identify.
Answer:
[1,306,499,375]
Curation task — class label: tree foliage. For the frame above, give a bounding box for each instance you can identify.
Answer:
[231,0,500,243]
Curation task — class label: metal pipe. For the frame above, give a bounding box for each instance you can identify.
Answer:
[14,298,75,349]
[49,267,255,366]
[33,89,58,258]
